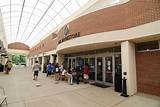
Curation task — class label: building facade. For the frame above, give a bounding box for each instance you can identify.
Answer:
[29,0,160,96]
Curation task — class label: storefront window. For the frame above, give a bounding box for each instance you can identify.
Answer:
[136,41,159,51]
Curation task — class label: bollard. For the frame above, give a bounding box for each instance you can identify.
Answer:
[120,77,129,97]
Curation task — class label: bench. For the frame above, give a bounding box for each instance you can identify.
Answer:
[0,86,8,107]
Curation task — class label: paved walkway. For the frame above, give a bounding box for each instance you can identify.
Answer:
[0,67,159,107]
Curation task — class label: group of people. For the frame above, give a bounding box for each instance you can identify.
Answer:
[0,60,13,74]
[66,63,90,85]
[32,61,91,85]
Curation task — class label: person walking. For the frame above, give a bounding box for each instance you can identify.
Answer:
[32,60,41,80]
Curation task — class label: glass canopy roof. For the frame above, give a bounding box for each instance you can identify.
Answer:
[0,0,89,47]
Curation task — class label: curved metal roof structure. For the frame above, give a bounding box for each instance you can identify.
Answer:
[0,0,89,47]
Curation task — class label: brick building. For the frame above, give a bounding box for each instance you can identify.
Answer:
[27,0,160,96]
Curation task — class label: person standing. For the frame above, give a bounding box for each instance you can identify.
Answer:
[67,67,73,85]
[32,61,41,80]
[55,63,60,82]
[83,63,90,83]
[46,63,53,77]
[5,60,13,74]
[75,65,82,84]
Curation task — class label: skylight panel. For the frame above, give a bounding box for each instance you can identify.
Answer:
[23,5,34,13]
[59,8,70,19]
[14,0,23,5]
[36,2,48,13]
[0,0,10,6]
[46,9,57,18]
[25,0,37,7]
[59,0,70,5]
[0,5,10,13]
[0,0,90,46]
[11,5,22,11]
[76,0,89,6]
[40,0,53,5]
[43,15,53,23]
[32,8,43,17]
[66,0,79,14]
[52,0,63,12]
[54,15,63,25]
[1,13,10,19]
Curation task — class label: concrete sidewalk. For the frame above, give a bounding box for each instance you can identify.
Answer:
[0,67,159,107]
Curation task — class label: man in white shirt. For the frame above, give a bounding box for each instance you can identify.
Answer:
[32,61,41,80]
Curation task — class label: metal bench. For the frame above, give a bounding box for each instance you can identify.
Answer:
[0,86,8,107]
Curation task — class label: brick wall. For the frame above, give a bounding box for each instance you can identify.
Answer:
[68,0,160,36]
[8,42,30,50]
[30,0,160,55]
[136,50,160,96]
[29,34,58,56]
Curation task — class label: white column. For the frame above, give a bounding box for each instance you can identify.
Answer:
[33,57,35,66]
[31,58,33,66]
[26,56,29,67]
[41,56,44,72]
[30,58,32,66]
[57,53,64,65]
[121,41,137,96]
[50,54,53,63]
[36,57,38,62]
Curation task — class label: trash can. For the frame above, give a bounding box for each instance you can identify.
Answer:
[0,64,4,72]
[114,66,122,92]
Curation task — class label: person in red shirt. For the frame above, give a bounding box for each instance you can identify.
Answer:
[83,63,90,83]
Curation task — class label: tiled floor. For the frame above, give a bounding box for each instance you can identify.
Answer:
[0,67,159,107]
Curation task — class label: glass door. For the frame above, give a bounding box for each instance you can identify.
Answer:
[96,57,103,82]
[89,58,95,80]
[68,58,71,68]
[68,57,76,69]
[105,57,113,83]
[72,58,76,69]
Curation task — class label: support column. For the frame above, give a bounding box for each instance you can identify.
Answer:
[31,58,33,66]
[33,57,35,67]
[121,41,137,96]
[26,56,29,67]
[57,53,64,65]
[41,55,44,72]
[50,54,53,63]
[36,57,38,62]
[29,58,32,67]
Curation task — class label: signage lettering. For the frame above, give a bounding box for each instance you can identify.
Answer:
[58,32,80,44]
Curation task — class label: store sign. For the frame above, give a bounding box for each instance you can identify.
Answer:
[58,32,80,44]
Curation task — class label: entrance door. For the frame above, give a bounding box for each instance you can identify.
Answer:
[89,58,95,80]
[96,56,113,85]
[68,57,76,68]
[105,57,113,83]
[96,57,103,82]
